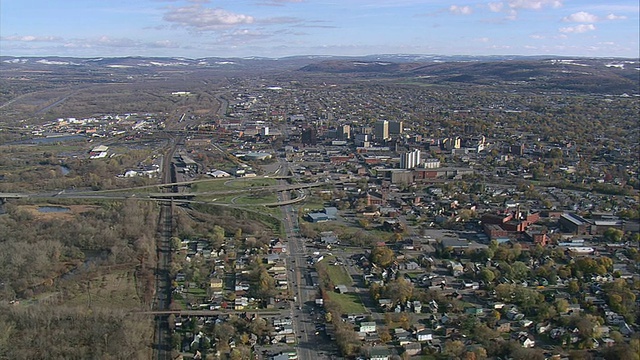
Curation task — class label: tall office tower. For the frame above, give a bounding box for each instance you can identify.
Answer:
[389,121,403,135]
[354,134,370,147]
[301,127,317,145]
[338,124,351,140]
[400,149,421,169]
[360,126,373,135]
[374,120,389,141]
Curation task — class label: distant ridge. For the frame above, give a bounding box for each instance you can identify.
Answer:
[298,58,640,94]
[2,55,638,94]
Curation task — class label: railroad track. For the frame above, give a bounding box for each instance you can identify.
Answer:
[153,202,174,360]
[153,137,180,360]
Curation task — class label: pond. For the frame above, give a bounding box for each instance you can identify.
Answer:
[38,206,71,213]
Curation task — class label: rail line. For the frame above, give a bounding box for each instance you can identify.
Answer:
[152,138,179,360]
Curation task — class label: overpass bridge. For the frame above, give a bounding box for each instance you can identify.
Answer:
[141,309,284,317]
[148,193,197,200]
[0,193,29,204]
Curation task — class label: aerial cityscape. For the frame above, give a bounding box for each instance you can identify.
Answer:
[0,2,639,360]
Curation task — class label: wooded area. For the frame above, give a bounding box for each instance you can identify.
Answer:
[0,304,152,359]
[0,200,158,356]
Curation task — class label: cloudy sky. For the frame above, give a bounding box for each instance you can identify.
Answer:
[1,0,638,58]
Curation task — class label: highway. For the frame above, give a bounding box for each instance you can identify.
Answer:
[0,176,322,204]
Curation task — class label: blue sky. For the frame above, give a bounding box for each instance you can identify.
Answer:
[1,0,638,58]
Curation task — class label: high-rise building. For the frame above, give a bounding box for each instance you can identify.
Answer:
[424,158,440,169]
[374,120,389,141]
[442,137,461,150]
[338,124,351,140]
[400,149,421,169]
[389,121,403,135]
[301,128,317,145]
[360,126,373,135]
[354,134,370,147]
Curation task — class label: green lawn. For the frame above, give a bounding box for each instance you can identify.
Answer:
[300,199,326,211]
[235,193,278,205]
[320,257,353,286]
[191,178,232,192]
[326,291,366,314]
[224,178,277,189]
[196,193,238,203]
[185,287,207,296]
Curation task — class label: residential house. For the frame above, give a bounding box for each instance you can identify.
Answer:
[266,253,280,264]
[465,307,483,316]
[404,261,420,271]
[403,342,422,356]
[519,335,535,348]
[271,240,287,254]
[369,347,391,360]
[448,261,464,276]
[378,299,393,310]
[209,278,223,290]
[619,323,634,336]
[234,297,249,310]
[413,301,422,314]
[394,328,411,344]
[496,320,512,333]
[360,321,377,333]
[416,329,433,342]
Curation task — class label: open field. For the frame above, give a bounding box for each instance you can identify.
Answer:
[326,292,366,314]
[64,270,142,309]
[224,177,277,189]
[234,192,279,205]
[320,256,353,286]
[190,178,230,192]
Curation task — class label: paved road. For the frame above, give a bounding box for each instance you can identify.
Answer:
[276,157,336,360]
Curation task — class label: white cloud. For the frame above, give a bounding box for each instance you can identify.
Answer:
[258,0,304,5]
[605,13,627,20]
[488,0,562,20]
[1,35,61,42]
[52,36,182,50]
[449,5,473,15]
[163,5,254,31]
[230,29,263,37]
[150,40,180,48]
[488,2,504,12]
[476,37,490,42]
[529,34,545,39]
[559,24,596,33]
[507,0,562,10]
[257,16,301,25]
[96,36,138,47]
[506,9,518,20]
[563,11,598,23]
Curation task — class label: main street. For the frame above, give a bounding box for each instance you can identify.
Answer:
[275,156,334,360]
